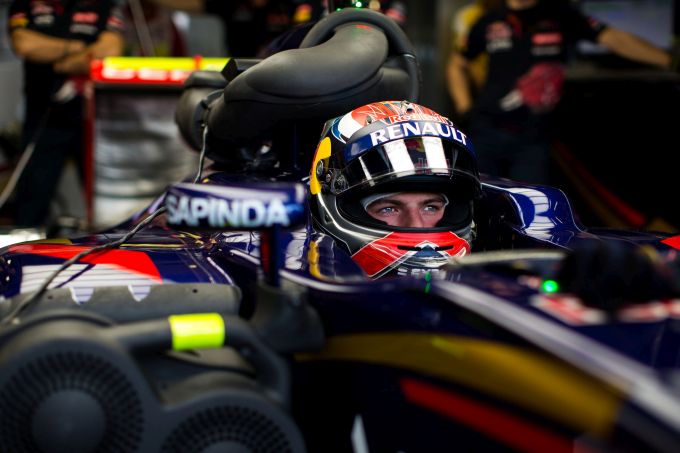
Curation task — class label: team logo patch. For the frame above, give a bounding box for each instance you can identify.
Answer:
[73,12,98,23]
[368,121,468,147]
[30,3,53,15]
[486,21,512,52]
[346,120,470,160]
[532,32,562,45]
[9,13,29,28]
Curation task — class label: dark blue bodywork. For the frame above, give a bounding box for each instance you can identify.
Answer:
[1,170,679,452]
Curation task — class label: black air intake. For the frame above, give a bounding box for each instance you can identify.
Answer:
[0,313,306,453]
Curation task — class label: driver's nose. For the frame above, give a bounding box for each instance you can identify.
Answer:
[403,207,426,228]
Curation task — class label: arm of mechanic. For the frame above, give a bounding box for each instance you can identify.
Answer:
[598,27,672,70]
[447,51,475,117]
[53,31,124,75]
[10,28,86,65]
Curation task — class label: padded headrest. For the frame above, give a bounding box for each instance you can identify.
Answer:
[206,24,412,145]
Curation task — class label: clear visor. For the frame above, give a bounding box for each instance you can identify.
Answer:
[334,137,474,194]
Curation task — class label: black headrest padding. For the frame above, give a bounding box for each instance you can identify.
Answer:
[229,24,387,99]
[205,24,417,146]
[206,66,411,148]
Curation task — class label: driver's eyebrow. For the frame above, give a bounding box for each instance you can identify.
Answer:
[369,196,447,208]
[369,198,405,208]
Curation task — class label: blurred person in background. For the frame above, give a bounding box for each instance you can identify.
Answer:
[260,0,407,56]
[448,0,501,101]
[149,0,406,57]
[122,0,187,56]
[319,0,406,25]
[447,0,676,185]
[148,0,298,57]
[7,0,124,228]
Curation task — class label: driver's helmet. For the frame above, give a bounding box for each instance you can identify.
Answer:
[309,101,481,278]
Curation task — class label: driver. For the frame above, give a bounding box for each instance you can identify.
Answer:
[309,100,482,278]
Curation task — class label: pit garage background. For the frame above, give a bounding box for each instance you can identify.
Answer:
[0,0,679,233]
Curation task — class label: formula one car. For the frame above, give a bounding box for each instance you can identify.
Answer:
[1,8,680,453]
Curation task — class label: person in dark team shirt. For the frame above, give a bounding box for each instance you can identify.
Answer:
[8,0,124,228]
[261,0,407,55]
[121,0,187,57]
[148,0,406,57]
[146,0,297,57]
[202,0,296,57]
[448,0,675,185]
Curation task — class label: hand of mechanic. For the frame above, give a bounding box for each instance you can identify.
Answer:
[555,241,680,313]
[53,47,92,74]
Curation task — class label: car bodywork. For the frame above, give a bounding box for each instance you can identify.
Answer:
[1,169,679,452]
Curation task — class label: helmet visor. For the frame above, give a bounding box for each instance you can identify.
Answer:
[334,137,477,196]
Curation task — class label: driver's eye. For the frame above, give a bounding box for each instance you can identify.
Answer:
[378,206,397,215]
[423,203,444,212]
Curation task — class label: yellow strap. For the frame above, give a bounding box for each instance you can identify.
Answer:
[168,313,225,351]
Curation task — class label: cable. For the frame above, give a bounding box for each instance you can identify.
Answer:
[192,125,209,183]
[0,73,86,213]
[1,124,211,325]
[0,141,36,209]
[128,0,156,57]
[1,206,166,325]
[0,104,53,212]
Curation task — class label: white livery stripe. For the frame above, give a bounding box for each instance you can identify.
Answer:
[20,264,162,303]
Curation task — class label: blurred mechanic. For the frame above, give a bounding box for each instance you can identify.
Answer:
[122,0,187,57]
[147,0,297,57]
[309,100,481,279]
[150,0,406,57]
[308,0,406,26]
[8,0,124,228]
[268,0,407,52]
[448,0,677,185]
[447,0,501,106]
